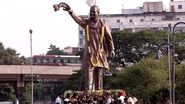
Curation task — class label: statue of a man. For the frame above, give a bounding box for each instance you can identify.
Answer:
[53,2,115,90]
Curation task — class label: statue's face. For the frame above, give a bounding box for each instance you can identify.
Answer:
[90,6,99,20]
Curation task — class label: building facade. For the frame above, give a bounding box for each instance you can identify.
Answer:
[170,0,185,12]
[33,55,81,65]
[78,0,185,49]
[143,1,164,13]
[63,46,80,55]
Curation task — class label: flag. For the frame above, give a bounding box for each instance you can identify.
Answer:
[86,0,96,7]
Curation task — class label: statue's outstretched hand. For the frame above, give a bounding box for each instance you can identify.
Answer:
[53,2,71,12]
[53,4,60,11]
[60,2,71,11]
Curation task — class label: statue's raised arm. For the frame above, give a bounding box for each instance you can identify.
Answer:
[53,2,85,27]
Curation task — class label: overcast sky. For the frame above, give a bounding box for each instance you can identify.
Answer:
[0,0,169,57]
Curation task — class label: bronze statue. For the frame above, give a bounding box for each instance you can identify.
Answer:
[53,2,115,91]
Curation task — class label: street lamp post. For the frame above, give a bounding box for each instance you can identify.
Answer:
[171,22,185,104]
[29,29,33,104]
[168,23,172,101]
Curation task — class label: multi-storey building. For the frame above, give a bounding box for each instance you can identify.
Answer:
[63,46,80,55]
[143,1,164,13]
[33,55,81,65]
[78,0,185,49]
[170,0,185,12]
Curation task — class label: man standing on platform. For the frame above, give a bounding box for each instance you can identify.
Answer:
[53,2,115,90]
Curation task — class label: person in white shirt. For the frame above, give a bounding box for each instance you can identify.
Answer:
[64,93,71,104]
[105,92,114,104]
[132,96,138,104]
[117,90,126,104]
[128,97,134,104]
[55,94,63,104]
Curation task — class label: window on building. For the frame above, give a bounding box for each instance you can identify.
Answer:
[117,19,120,23]
[151,28,158,31]
[49,59,53,63]
[171,5,175,12]
[60,59,64,63]
[43,59,47,63]
[129,19,133,23]
[67,60,70,63]
[79,38,83,46]
[79,30,83,34]
[46,59,49,63]
[140,19,144,22]
[135,28,145,32]
[41,59,43,63]
[37,59,41,63]
[163,27,169,31]
[178,5,182,9]
[111,28,120,32]
[124,28,132,32]
[53,59,56,63]
[34,59,37,63]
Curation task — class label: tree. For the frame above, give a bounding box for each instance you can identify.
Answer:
[75,49,84,61]
[112,29,185,65]
[62,69,84,91]
[33,83,45,101]
[0,83,16,102]
[23,83,31,104]
[0,42,25,65]
[117,57,169,103]
[112,30,168,63]
[103,69,121,90]
[174,32,185,63]
[46,44,65,55]
[176,64,185,104]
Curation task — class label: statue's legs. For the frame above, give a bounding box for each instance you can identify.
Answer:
[84,67,92,90]
[85,67,103,90]
[94,67,103,90]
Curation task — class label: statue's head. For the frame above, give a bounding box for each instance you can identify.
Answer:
[89,5,100,20]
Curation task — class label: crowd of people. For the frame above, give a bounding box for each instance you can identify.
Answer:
[55,90,138,104]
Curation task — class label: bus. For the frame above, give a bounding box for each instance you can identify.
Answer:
[33,55,81,66]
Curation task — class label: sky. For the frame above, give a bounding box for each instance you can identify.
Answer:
[0,0,169,57]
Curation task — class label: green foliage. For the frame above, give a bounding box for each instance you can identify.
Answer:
[112,29,168,63]
[103,66,122,89]
[103,72,120,89]
[117,57,168,103]
[33,83,44,101]
[75,49,84,61]
[112,29,185,65]
[23,83,31,104]
[63,69,84,91]
[175,45,185,63]
[176,64,185,104]
[0,42,25,65]
[174,32,185,63]
[0,83,16,102]
[46,44,65,55]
